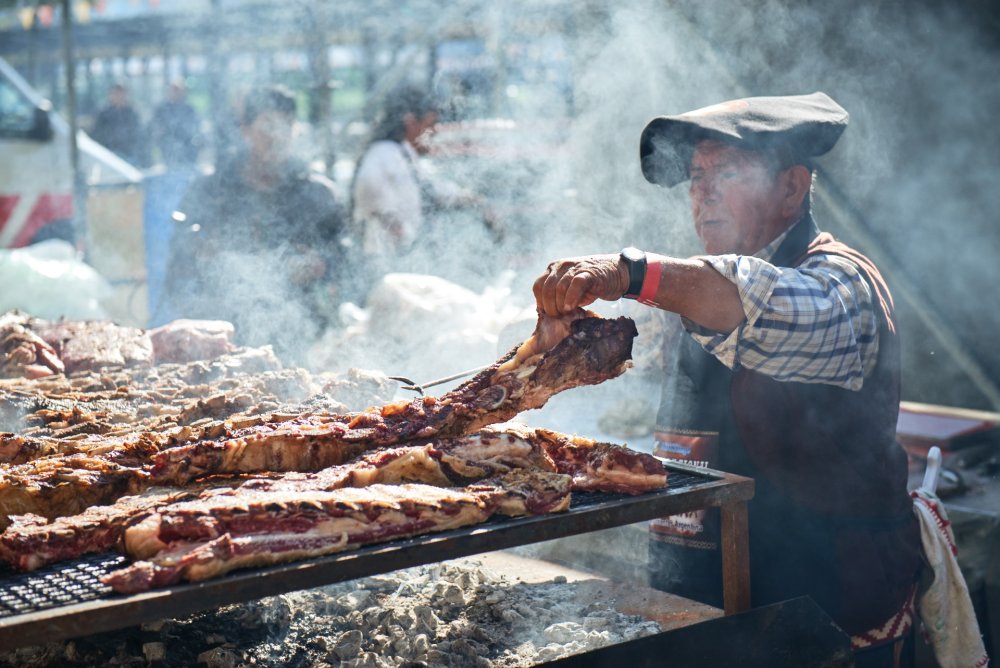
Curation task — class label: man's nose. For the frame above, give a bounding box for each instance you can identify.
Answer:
[691,176,718,203]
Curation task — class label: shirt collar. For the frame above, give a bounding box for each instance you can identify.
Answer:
[755,215,804,262]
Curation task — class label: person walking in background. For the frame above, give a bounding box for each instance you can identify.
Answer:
[157,85,347,364]
[90,83,147,167]
[533,93,923,668]
[350,83,501,292]
[352,84,442,261]
[150,79,202,170]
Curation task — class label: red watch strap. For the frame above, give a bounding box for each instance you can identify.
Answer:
[637,259,662,305]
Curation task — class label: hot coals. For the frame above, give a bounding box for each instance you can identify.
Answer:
[0,560,660,667]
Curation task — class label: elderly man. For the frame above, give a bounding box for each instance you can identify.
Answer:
[533,93,921,667]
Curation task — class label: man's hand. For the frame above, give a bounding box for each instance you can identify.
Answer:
[533,254,630,316]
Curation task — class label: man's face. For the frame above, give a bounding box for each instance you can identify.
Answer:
[688,140,785,255]
[243,111,294,164]
[109,87,128,108]
[167,83,186,103]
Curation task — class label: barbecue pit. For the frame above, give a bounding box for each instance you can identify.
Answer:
[0,314,753,665]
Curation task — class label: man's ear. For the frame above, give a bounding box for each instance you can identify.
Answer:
[782,165,812,216]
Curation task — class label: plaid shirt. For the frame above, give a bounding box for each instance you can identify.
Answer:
[685,228,879,391]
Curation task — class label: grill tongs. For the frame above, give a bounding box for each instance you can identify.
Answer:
[389,365,490,396]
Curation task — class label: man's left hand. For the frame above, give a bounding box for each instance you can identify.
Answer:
[533,254,629,316]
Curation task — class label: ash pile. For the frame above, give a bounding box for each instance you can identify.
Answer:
[0,559,660,668]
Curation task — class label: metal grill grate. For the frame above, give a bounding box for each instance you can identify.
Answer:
[0,553,126,619]
[661,468,714,489]
[560,467,713,508]
[0,464,718,621]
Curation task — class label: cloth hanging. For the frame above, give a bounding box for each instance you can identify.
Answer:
[911,488,989,668]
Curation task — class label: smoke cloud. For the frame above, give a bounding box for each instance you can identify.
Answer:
[401,0,1000,411]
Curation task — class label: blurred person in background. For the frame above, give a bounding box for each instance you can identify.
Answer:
[157,85,347,364]
[532,93,923,668]
[350,83,501,295]
[90,83,148,167]
[150,79,202,170]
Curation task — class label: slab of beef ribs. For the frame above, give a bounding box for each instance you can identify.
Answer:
[0,424,666,573]
[150,311,637,484]
[103,470,572,593]
[0,428,554,571]
[0,485,207,571]
[500,425,668,494]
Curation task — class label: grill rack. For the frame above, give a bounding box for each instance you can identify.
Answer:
[0,553,126,619]
[0,463,751,650]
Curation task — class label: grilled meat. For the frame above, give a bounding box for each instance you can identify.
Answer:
[0,310,639,565]
[233,428,558,493]
[103,471,572,593]
[32,319,153,374]
[0,486,202,570]
[0,423,663,574]
[0,441,157,529]
[0,430,554,571]
[528,427,667,494]
[151,313,637,484]
[0,313,64,379]
[148,319,235,365]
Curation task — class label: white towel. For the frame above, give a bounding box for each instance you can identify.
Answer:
[911,488,989,668]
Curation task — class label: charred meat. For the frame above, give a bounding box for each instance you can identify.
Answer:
[103,471,572,593]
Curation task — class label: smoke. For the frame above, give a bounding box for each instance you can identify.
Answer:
[135,0,999,417]
[416,0,1000,410]
[337,0,999,602]
[651,0,1000,408]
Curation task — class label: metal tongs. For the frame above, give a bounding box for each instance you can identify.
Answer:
[389,364,490,396]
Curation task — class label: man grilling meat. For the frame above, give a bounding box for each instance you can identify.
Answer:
[532,92,922,668]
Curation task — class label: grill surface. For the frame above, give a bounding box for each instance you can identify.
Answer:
[0,462,750,650]
[0,554,126,618]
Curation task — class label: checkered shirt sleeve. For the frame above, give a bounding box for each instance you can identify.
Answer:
[685,252,880,391]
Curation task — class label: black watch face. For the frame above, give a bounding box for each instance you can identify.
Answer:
[622,246,644,262]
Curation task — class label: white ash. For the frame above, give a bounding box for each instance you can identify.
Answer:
[295,561,661,667]
[0,559,660,667]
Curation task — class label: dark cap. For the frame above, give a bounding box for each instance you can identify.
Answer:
[639,92,849,187]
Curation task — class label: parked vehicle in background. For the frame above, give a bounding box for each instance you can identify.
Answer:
[0,56,147,326]
[0,56,141,248]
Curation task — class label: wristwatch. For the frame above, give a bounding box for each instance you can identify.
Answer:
[620,247,647,299]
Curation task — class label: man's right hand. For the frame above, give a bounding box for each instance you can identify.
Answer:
[532,254,630,316]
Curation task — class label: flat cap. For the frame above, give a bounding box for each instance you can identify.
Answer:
[639,92,849,187]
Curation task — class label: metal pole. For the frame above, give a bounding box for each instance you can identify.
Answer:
[59,0,88,259]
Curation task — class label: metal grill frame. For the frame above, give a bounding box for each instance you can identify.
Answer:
[0,461,753,650]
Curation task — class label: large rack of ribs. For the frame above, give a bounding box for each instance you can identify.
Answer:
[0,309,663,593]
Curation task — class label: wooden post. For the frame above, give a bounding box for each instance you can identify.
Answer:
[720,501,751,614]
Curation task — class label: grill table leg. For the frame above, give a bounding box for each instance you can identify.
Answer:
[720,501,750,614]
